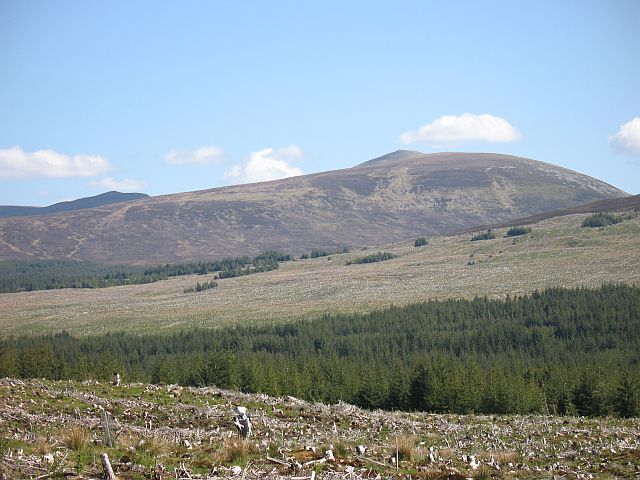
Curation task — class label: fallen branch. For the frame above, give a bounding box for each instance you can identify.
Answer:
[35,472,76,480]
[266,456,290,466]
[303,457,326,467]
[356,455,388,468]
[101,453,116,480]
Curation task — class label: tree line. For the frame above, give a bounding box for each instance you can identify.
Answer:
[346,252,397,265]
[0,284,638,417]
[0,251,290,293]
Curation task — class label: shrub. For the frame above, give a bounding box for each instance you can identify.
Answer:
[582,212,623,228]
[215,438,258,465]
[396,435,417,460]
[346,252,398,265]
[301,248,345,259]
[414,237,428,247]
[131,435,171,468]
[471,230,496,241]
[506,226,532,237]
[64,428,88,451]
[184,281,218,293]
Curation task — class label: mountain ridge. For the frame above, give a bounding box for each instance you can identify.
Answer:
[0,151,626,265]
[0,191,149,218]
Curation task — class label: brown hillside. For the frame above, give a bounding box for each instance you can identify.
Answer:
[453,193,640,234]
[0,151,626,265]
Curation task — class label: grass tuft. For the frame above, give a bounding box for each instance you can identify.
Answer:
[396,434,417,461]
[63,427,89,451]
[473,465,493,479]
[214,438,257,466]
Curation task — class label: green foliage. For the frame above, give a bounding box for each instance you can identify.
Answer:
[346,252,398,265]
[414,237,428,247]
[1,285,639,417]
[506,226,532,237]
[301,248,348,259]
[613,372,640,418]
[471,230,496,241]
[184,281,218,293]
[582,212,623,228]
[187,352,238,389]
[0,251,288,293]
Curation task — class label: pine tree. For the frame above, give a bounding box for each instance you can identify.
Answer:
[613,373,639,418]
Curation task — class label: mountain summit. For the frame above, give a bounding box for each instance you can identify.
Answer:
[0,191,149,218]
[355,149,428,168]
[0,152,625,264]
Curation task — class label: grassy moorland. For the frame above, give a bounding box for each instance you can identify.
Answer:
[1,378,638,479]
[0,211,639,336]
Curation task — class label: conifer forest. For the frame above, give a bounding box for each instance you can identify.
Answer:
[2,284,638,418]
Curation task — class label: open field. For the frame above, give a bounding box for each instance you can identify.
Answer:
[1,212,639,336]
[1,378,638,479]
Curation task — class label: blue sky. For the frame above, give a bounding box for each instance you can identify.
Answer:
[1,0,639,206]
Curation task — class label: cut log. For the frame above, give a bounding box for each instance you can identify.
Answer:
[101,453,116,480]
[266,456,290,466]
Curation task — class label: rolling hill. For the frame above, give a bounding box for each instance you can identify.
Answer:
[0,151,626,265]
[1,206,638,336]
[0,191,149,218]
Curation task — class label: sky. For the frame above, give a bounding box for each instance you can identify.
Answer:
[0,0,639,206]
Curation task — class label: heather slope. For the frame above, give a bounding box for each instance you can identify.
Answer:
[0,191,148,218]
[0,152,625,265]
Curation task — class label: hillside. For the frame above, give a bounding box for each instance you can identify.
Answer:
[0,191,149,218]
[0,151,625,265]
[451,193,640,234]
[1,378,638,479]
[1,208,638,336]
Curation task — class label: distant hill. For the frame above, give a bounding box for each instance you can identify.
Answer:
[0,151,626,264]
[452,193,640,234]
[0,191,149,218]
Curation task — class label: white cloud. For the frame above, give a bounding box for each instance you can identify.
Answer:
[273,145,304,159]
[0,145,111,179]
[225,146,304,184]
[165,146,224,166]
[609,117,640,157]
[90,177,148,192]
[400,113,522,146]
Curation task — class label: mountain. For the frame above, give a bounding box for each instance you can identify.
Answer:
[0,191,149,218]
[0,151,626,265]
